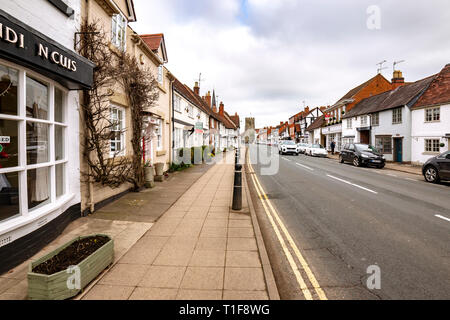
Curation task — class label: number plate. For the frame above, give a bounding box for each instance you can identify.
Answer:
[371,160,381,163]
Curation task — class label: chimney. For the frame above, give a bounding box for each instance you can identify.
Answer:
[305,106,310,114]
[205,91,211,108]
[219,102,224,116]
[194,82,200,95]
[392,70,405,89]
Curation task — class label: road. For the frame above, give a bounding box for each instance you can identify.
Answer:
[246,145,450,300]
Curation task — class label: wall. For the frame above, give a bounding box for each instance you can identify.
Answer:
[411,104,450,164]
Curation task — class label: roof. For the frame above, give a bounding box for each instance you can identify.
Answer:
[140,34,168,63]
[334,74,389,107]
[343,75,436,119]
[306,115,325,131]
[413,64,450,109]
[229,115,240,128]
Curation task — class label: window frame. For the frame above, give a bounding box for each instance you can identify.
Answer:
[347,118,352,129]
[425,107,440,123]
[111,12,127,51]
[174,93,182,113]
[372,112,379,127]
[375,135,392,154]
[361,116,368,127]
[109,104,126,157]
[156,119,163,151]
[424,139,440,153]
[0,58,69,223]
[392,107,402,124]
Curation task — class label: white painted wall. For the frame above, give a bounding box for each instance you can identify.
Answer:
[411,104,450,165]
[0,0,82,243]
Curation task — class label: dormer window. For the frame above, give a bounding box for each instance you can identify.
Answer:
[112,13,127,51]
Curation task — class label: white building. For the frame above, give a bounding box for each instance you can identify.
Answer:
[0,1,94,273]
[411,64,450,165]
[306,115,325,145]
[342,75,436,163]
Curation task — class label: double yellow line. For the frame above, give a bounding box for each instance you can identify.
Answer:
[247,152,327,300]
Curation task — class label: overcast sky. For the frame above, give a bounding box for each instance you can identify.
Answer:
[131,0,450,129]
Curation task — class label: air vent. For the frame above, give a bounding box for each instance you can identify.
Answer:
[37,219,48,227]
[0,236,12,248]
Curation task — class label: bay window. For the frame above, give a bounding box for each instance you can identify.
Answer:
[0,61,68,223]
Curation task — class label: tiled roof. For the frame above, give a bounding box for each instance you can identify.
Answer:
[306,115,325,131]
[413,64,450,109]
[229,115,240,128]
[334,74,388,106]
[343,75,436,119]
[140,34,164,51]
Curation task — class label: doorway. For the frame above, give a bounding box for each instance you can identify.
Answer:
[393,138,403,163]
[360,130,370,144]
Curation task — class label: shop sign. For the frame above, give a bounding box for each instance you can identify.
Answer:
[195,122,204,134]
[0,136,10,144]
[0,10,94,89]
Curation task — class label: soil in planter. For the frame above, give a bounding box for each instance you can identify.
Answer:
[32,236,110,275]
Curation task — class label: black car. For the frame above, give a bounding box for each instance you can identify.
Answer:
[340,143,385,168]
[422,151,450,183]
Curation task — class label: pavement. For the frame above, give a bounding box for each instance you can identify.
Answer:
[1,151,277,300]
[248,145,450,300]
[78,151,276,300]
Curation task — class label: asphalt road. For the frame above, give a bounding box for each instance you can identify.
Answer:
[247,145,450,300]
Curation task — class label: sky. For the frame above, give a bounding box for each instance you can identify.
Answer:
[131,0,450,129]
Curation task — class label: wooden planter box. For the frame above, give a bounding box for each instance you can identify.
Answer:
[28,234,114,300]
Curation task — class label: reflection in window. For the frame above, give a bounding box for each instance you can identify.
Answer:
[56,163,65,198]
[55,125,64,161]
[27,122,49,165]
[0,119,19,168]
[0,171,19,222]
[27,167,50,211]
[0,64,18,116]
[54,87,64,123]
[26,77,48,120]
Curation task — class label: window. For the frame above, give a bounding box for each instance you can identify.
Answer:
[174,127,183,150]
[347,119,352,129]
[110,105,125,156]
[375,136,392,154]
[361,116,368,126]
[157,65,163,85]
[174,94,181,113]
[0,61,68,222]
[156,119,163,151]
[188,104,194,118]
[112,13,127,51]
[425,107,440,122]
[372,113,379,126]
[425,139,440,153]
[392,107,402,124]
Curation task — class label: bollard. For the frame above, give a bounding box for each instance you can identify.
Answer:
[232,164,242,211]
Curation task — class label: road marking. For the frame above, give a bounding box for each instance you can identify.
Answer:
[405,178,417,181]
[435,215,450,223]
[282,157,292,162]
[327,174,378,194]
[295,162,314,171]
[386,173,398,177]
[247,152,327,300]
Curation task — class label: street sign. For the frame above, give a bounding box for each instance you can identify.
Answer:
[0,136,10,144]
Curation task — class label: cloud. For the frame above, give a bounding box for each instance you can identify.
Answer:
[131,0,450,128]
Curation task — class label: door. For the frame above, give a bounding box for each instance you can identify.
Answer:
[360,130,370,144]
[393,138,403,163]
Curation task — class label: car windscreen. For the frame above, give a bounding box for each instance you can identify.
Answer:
[355,144,379,153]
[312,144,323,148]
[284,141,295,145]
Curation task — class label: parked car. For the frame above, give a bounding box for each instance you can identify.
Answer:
[305,144,328,157]
[422,151,450,183]
[340,143,385,168]
[278,140,300,155]
[297,143,309,154]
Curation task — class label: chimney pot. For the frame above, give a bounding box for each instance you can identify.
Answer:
[194,82,200,95]
[392,70,405,89]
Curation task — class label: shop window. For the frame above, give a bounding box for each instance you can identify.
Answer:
[0,61,69,222]
[375,136,392,154]
[110,105,125,156]
[0,65,18,116]
[425,139,440,153]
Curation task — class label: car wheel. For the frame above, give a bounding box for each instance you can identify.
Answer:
[353,157,361,167]
[339,155,344,163]
[424,166,440,183]
[377,164,385,169]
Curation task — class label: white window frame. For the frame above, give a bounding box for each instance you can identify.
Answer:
[109,105,126,157]
[0,59,69,224]
[425,139,440,153]
[157,65,163,85]
[361,116,368,126]
[425,107,440,123]
[174,94,182,113]
[372,112,379,126]
[156,119,163,151]
[347,119,352,129]
[112,12,127,51]
[187,104,194,119]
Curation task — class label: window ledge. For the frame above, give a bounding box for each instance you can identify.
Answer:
[424,121,441,124]
[0,193,75,237]
[422,152,440,156]
[156,151,166,157]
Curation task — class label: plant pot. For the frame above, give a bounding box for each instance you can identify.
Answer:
[144,167,154,183]
[155,163,165,176]
[28,234,114,300]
